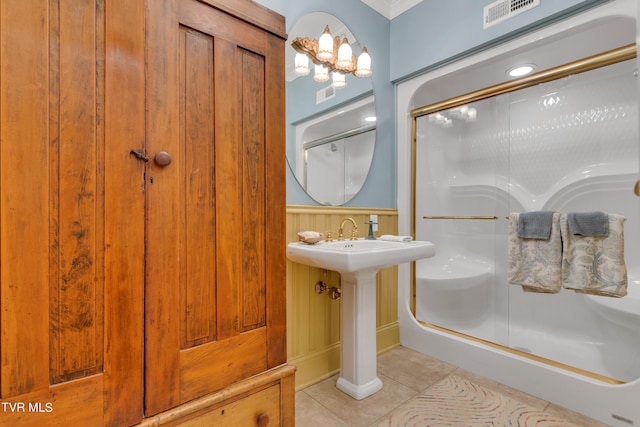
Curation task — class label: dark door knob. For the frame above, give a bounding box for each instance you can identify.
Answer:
[154,151,172,167]
[256,413,269,427]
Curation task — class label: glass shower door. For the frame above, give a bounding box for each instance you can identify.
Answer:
[413,54,639,381]
[414,94,511,345]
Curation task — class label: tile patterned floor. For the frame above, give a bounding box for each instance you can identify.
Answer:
[295,346,611,427]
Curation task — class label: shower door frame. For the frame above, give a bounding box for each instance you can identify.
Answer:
[408,43,636,384]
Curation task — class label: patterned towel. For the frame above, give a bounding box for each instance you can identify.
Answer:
[508,212,562,293]
[560,213,627,297]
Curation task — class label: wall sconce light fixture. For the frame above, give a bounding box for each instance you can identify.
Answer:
[292,25,372,89]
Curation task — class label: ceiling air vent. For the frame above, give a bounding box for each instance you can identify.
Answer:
[483,0,540,29]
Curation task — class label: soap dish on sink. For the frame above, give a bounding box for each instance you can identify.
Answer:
[298,231,324,244]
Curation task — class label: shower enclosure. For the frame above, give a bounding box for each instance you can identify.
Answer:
[413,46,639,382]
[397,2,640,424]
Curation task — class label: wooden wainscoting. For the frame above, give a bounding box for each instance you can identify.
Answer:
[286,205,399,390]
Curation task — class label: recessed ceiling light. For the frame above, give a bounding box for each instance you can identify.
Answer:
[364,116,376,122]
[507,64,536,77]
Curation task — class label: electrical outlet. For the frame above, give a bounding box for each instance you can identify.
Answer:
[370,214,378,232]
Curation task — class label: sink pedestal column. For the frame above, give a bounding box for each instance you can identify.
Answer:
[336,270,383,400]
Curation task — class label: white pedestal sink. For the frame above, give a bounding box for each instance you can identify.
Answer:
[286,238,436,400]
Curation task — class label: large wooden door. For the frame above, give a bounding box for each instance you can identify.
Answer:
[0,1,145,426]
[144,0,286,416]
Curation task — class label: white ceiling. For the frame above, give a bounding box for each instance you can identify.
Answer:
[360,0,423,19]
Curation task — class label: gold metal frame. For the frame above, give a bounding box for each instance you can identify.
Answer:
[408,43,636,384]
[420,321,624,384]
[423,215,498,220]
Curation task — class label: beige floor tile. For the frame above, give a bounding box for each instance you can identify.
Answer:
[302,373,418,427]
[295,391,351,427]
[377,346,457,392]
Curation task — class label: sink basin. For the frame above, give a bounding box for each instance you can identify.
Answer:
[286,239,436,275]
[287,237,436,400]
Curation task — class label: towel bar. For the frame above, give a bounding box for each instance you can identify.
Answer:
[422,215,498,220]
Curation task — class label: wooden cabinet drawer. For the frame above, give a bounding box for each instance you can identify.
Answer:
[179,384,281,427]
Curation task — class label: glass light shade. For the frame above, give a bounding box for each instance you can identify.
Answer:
[313,64,329,83]
[466,108,477,122]
[508,64,535,77]
[294,53,310,76]
[331,72,346,89]
[355,47,372,78]
[317,26,334,62]
[336,38,353,71]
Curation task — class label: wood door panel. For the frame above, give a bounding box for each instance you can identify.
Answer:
[180,27,217,349]
[50,0,103,384]
[195,0,287,40]
[2,0,103,392]
[1,0,145,425]
[144,0,182,414]
[263,34,287,370]
[178,0,267,56]
[241,50,267,332]
[0,376,103,426]
[102,0,146,425]
[1,0,51,398]
[180,328,267,402]
[211,35,243,344]
[145,0,276,415]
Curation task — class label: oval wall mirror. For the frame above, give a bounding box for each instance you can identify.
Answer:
[286,12,375,205]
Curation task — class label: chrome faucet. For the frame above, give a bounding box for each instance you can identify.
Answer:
[338,217,358,240]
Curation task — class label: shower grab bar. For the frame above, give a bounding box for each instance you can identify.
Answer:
[422,215,499,220]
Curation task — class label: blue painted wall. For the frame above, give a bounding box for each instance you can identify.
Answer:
[254,0,610,207]
[258,0,395,207]
[390,0,610,83]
